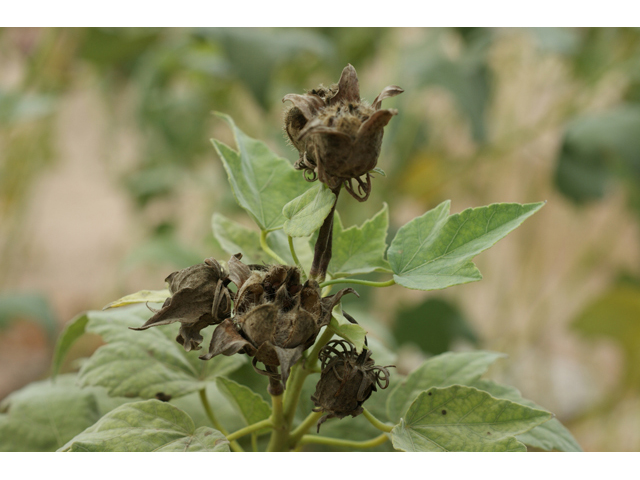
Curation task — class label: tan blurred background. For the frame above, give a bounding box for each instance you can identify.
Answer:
[1,27,640,451]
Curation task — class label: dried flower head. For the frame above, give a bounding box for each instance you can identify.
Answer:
[199,256,357,387]
[130,258,231,352]
[311,339,392,431]
[283,64,403,201]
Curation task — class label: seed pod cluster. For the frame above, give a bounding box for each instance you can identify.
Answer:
[133,254,356,388]
[283,64,403,202]
[311,339,392,432]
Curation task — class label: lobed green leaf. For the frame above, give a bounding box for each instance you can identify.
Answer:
[77,304,245,399]
[329,304,367,353]
[102,289,170,310]
[283,183,336,237]
[388,201,544,291]
[59,400,230,452]
[327,203,391,278]
[386,350,506,422]
[211,113,311,232]
[52,312,89,378]
[472,379,582,451]
[391,385,552,452]
[215,377,271,431]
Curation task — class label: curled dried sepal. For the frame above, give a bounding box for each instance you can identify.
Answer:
[130,258,231,352]
[311,340,392,432]
[283,64,403,201]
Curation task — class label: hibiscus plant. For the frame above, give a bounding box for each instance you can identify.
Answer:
[0,65,582,452]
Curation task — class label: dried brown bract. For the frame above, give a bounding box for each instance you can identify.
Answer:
[311,340,392,432]
[283,64,403,201]
[130,257,232,352]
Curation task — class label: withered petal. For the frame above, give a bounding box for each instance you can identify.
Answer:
[297,118,352,143]
[254,341,280,366]
[329,64,360,106]
[199,318,254,360]
[372,85,404,110]
[282,93,325,120]
[176,313,214,352]
[242,303,278,347]
[320,287,359,327]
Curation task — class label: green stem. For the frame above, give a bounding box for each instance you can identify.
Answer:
[289,411,324,446]
[362,408,394,433]
[260,230,287,265]
[319,278,396,289]
[288,235,306,280]
[266,394,288,451]
[199,389,244,452]
[299,433,389,449]
[225,418,273,442]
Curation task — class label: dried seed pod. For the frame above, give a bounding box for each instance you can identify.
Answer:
[283,64,403,201]
[311,340,392,431]
[201,258,357,388]
[130,257,231,352]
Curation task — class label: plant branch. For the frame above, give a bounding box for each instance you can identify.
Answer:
[299,433,389,449]
[260,230,287,265]
[225,418,274,442]
[289,411,324,446]
[199,388,244,452]
[266,393,289,451]
[288,235,306,280]
[319,278,396,289]
[362,408,394,433]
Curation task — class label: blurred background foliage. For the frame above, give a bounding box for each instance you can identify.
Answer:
[1,27,640,451]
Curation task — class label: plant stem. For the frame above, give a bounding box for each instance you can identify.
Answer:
[319,278,396,289]
[309,186,340,282]
[226,418,274,442]
[288,235,306,280]
[266,393,289,451]
[289,411,324,445]
[199,388,244,452]
[362,408,394,433]
[260,230,287,265]
[299,433,389,449]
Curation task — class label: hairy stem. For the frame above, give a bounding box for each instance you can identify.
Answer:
[226,418,273,442]
[266,393,288,451]
[362,408,394,433]
[199,389,244,452]
[299,433,389,449]
[319,278,396,289]
[260,230,287,265]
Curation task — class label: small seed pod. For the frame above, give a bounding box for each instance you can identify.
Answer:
[283,64,403,202]
[130,257,232,352]
[311,340,392,432]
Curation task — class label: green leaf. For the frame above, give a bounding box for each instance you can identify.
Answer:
[212,212,313,272]
[0,374,101,452]
[391,385,552,452]
[327,204,391,278]
[78,304,245,399]
[329,304,367,353]
[212,212,267,265]
[102,289,171,310]
[212,112,312,232]
[215,377,271,429]
[52,312,89,378]
[388,201,544,291]
[393,297,478,355]
[283,183,336,237]
[59,400,230,452]
[472,379,582,452]
[386,350,506,422]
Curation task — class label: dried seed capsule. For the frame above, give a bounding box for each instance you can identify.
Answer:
[283,64,403,201]
[311,340,392,431]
